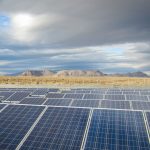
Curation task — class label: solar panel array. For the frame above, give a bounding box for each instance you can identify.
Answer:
[0,87,150,150]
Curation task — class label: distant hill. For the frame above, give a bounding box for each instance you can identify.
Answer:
[20,69,55,76]
[55,70,104,77]
[17,70,149,77]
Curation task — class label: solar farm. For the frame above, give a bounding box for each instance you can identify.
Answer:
[0,87,150,150]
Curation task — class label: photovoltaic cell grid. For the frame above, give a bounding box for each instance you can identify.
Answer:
[83,94,103,100]
[85,109,150,150]
[132,101,150,110]
[0,104,6,111]
[64,93,84,99]
[46,93,64,98]
[6,92,31,101]
[32,89,48,96]
[101,100,131,109]
[44,98,72,106]
[20,97,46,105]
[20,107,90,150]
[104,94,125,100]
[71,100,100,108]
[126,95,148,101]
[0,105,44,150]
[0,91,15,100]
[146,112,150,132]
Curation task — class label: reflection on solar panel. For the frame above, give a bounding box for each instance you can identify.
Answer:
[85,109,150,150]
[64,93,84,99]
[101,100,130,109]
[71,100,100,108]
[132,101,150,110]
[6,92,31,101]
[0,104,6,111]
[46,93,64,98]
[44,98,72,106]
[0,105,44,150]
[0,92,15,100]
[105,94,125,100]
[83,94,103,100]
[20,97,46,105]
[20,107,90,150]
[126,95,148,101]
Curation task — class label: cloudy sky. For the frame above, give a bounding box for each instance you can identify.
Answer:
[0,0,150,75]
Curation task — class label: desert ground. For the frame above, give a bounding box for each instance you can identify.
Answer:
[0,76,149,88]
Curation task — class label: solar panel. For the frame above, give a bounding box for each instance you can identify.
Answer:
[104,94,125,100]
[101,100,131,109]
[0,105,44,150]
[64,93,84,99]
[32,89,48,96]
[75,90,91,94]
[0,91,15,100]
[132,101,150,110]
[85,109,150,150]
[48,88,59,93]
[90,91,106,94]
[146,112,150,131]
[106,91,122,94]
[46,93,64,98]
[61,90,76,94]
[20,107,90,150]
[140,91,150,95]
[126,95,148,101]
[71,100,100,108]
[83,94,103,100]
[44,98,72,106]
[123,91,139,95]
[6,92,31,102]
[20,97,46,105]
[0,104,6,111]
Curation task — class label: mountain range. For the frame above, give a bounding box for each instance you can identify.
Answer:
[14,69,149,77]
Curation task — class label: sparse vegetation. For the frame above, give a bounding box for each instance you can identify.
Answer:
[0,76,149,88]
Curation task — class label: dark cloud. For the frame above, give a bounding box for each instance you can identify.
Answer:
[0,0,150,74]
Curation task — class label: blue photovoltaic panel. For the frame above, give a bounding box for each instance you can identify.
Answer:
[64,93,84,99]
[75,90,91,94]
[71,100,100,108]
[46,93,64,98]
[48,88,59,93]
[126,95,148,101]
[44,98,72,106]
[61,90,76,94]
[0,104,6,111]
[83,94,103,100]
[0,91,15,100]
[101,100,130,109]
[123,91,139,95]
[132,101,150,110]
[0,105,44,150]
[140,91,150,95]
[20,97,46,105]
[85,109,150,150]
[104,94,125,100]
[146,112,150,130]
[106,91,122,94]
[90,91,106,94]
[20,107,90,150]
[32,89,48,96]
[6,92,31,101]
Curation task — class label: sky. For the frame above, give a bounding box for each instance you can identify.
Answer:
[0,0,150,75]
